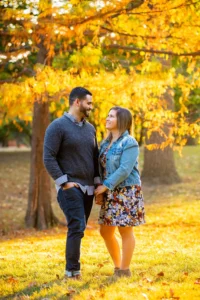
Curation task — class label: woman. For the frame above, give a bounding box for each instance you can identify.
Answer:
[95,106,145,277]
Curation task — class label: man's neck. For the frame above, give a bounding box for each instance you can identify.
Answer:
[68,109,84,122]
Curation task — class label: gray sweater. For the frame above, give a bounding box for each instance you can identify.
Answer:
[43,114,99,186]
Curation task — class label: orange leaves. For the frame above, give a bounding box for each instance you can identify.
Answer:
[7,276,19,285]
[167,288,180,300]
[157,271,165,277]
[0,0,199,149]
[1,62,200,149]
[1,0,200,59]
[65,288,76,296]
[162,281,170,286]
[194,278,200,285]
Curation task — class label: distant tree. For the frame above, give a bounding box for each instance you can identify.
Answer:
[142,87,181,184]
[0,119,31,147]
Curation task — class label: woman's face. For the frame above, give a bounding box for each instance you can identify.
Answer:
[106,109,118,131]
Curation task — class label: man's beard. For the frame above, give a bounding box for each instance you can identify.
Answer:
[80,105,91,117]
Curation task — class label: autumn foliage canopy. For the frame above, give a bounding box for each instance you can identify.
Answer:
[0,0,200,146]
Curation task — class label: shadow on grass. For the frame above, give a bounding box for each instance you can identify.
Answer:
[2,272,122,300]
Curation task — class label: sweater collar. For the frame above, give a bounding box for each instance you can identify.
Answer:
[64,112,86,126]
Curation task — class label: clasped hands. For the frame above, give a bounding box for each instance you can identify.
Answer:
[94,184,108,205]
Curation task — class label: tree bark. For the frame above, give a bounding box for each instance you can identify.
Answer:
[25,3,59,228]
[141,131,181,184]
[141,85,181,185]
[25,100,59,229]
[186,136,197,145]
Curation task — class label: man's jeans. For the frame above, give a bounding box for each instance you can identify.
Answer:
[57,187,93,271]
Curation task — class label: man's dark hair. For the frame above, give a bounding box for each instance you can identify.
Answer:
[69,87,92,106]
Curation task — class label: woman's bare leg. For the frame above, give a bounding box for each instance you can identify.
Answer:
[118,227,135,270]
[100,225,121,268]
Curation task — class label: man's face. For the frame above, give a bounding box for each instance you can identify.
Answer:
[79,94,93,118]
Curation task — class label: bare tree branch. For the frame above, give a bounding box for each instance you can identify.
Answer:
[100,25,184,41]
[105,44,200,57]
[0,68,35,83]
[126,0,200,15]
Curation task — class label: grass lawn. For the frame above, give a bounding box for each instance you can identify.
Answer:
[0,146,200,299]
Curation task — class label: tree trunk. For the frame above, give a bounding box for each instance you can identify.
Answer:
[141,84,181,185]
[186,136,197,145]
[25,5,59,228]
[25,100,58,229]
[141,131,181,184]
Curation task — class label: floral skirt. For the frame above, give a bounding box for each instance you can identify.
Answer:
[98,185,145,227]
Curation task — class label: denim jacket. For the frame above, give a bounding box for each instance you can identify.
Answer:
[99,130,141,190]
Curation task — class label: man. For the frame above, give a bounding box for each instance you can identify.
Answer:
[43,87,100,279]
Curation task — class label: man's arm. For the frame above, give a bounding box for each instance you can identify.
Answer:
[43,120,68,186]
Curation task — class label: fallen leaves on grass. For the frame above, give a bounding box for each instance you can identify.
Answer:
[41,282,51,289]
[142,293,149,300]
[65,289,76,296]
[28,281,37,288]
[168,288,180,300]
[1,147,200,300]
[7,276,19,284]
[15,296,30,300]
[171,295,180,299]
[162,281,170,286]
[142,277,153,283]
[194,278,200,284]
[97,260,109,268]
[157,271,164,277]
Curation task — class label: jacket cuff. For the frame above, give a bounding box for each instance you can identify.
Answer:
[103,180,113,190]
[94,176,101,184]
[55,174,68,186]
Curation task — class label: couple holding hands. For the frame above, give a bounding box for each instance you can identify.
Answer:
[43,87,145,280]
